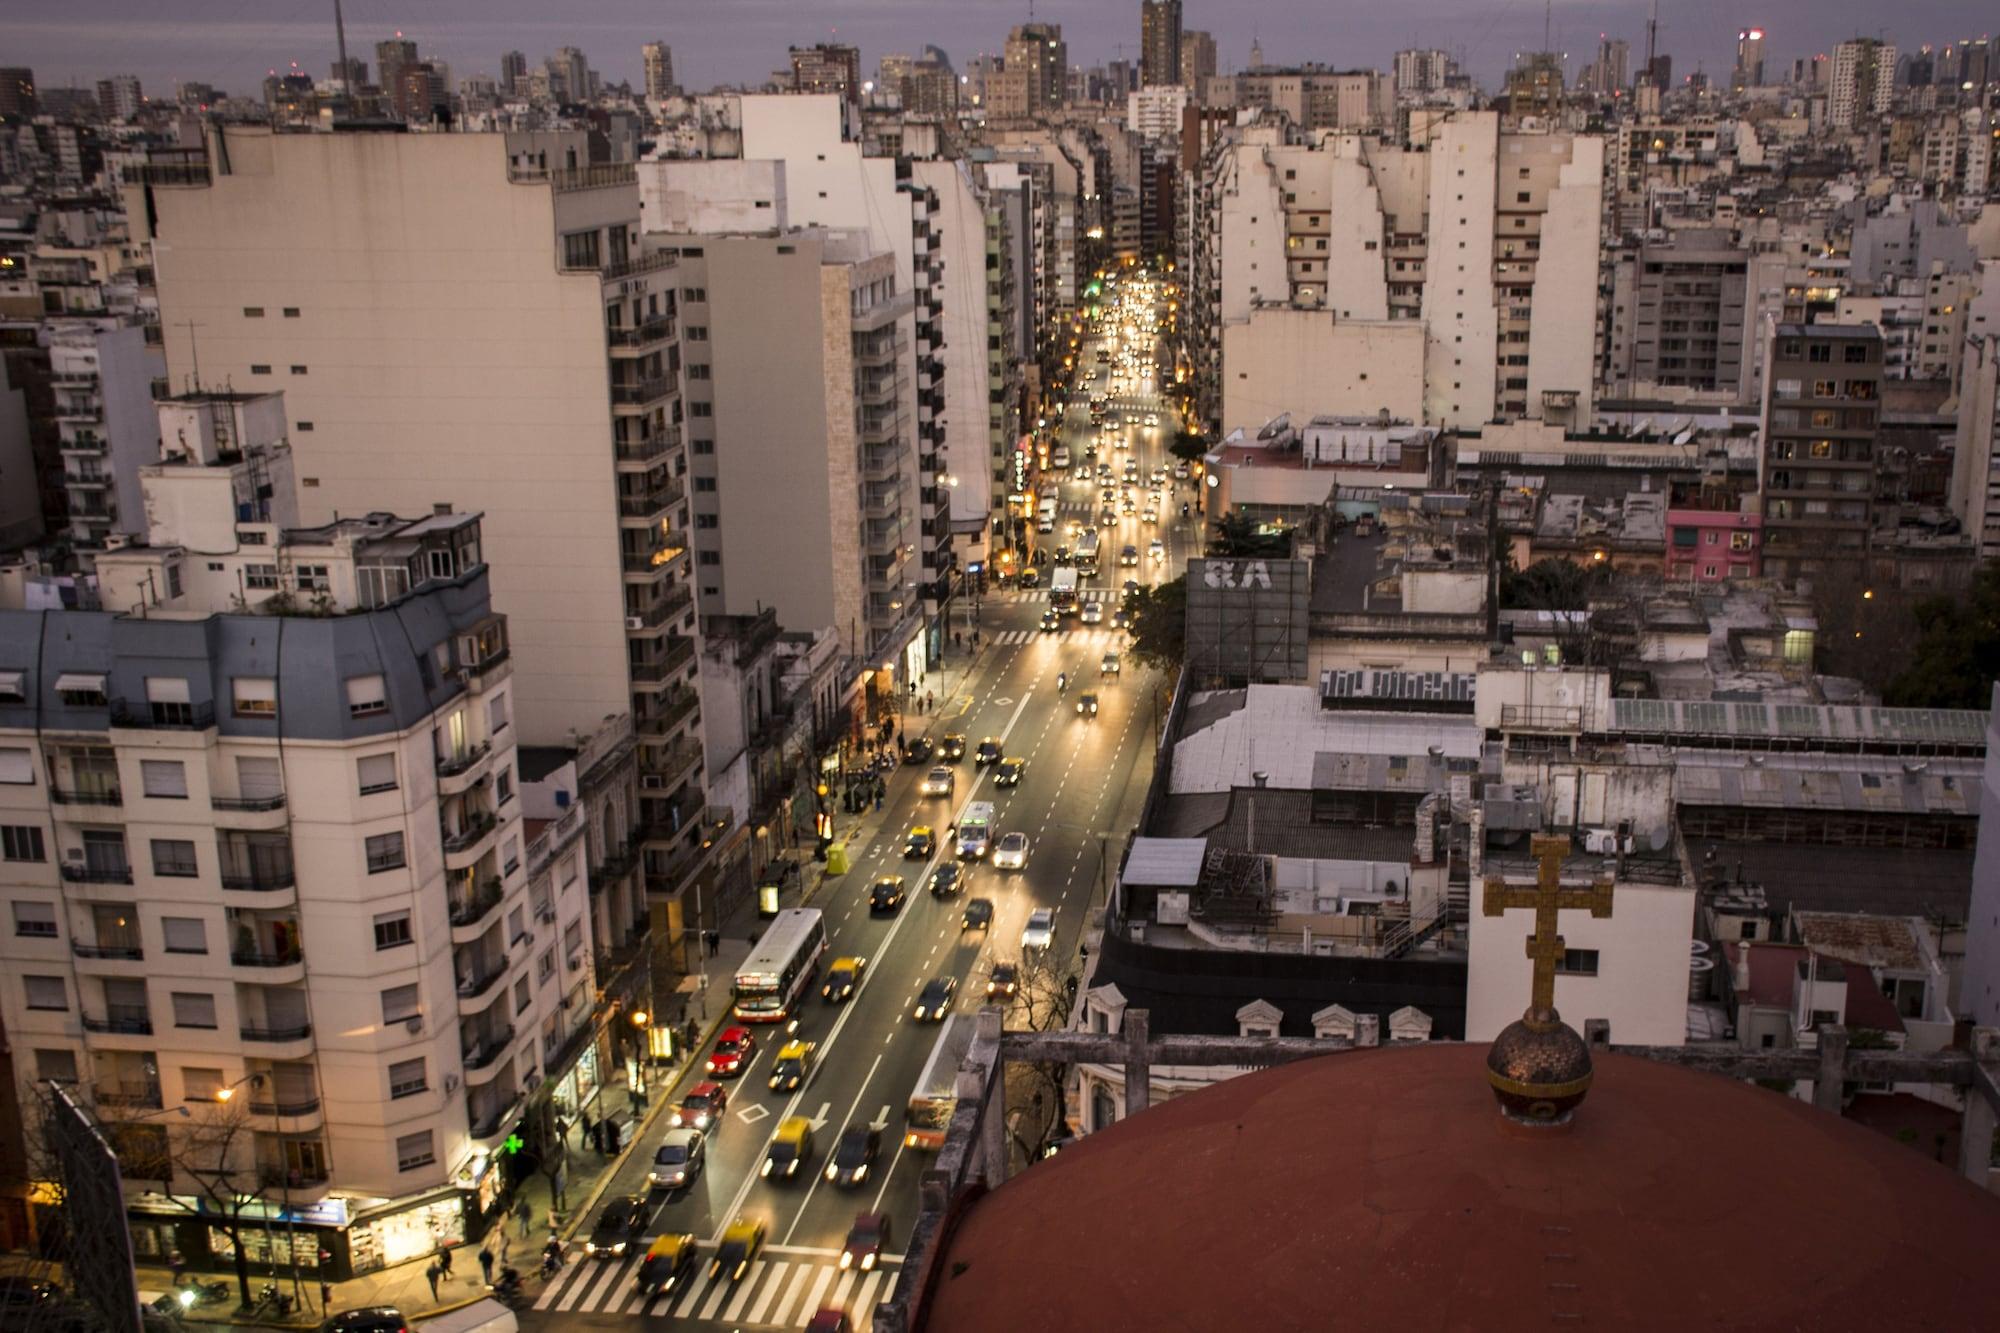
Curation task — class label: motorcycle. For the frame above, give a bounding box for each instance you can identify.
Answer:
[490,1267,525,1308]
[1056,672,1068,693]
[175,1278,232,1309]
[540,1239,567,1279]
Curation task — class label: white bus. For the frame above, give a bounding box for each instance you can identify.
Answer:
[1049,567,1079,615]
[1075,529,1101,576]
[956,801,995,860]
[905,1013,975,1149]
[731,908,828,1023]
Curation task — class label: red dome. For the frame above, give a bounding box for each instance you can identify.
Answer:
[922,1044,2000,1332]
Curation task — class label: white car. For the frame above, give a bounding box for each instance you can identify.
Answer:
[922,766,954,797]
[1081,602,1104,624]
[1149,539,1166,561]
[1145,414,1159,427]
[1021,908,1055,951]
[992,832,1030,870]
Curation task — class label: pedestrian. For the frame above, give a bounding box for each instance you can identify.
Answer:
[169,1252,186,1286]
[514,1196,531,1238]
[437,1245,454,1279]
[552,1115,567,1148]
[499,1230,512,1264]
[578,1109,593,1149]
[706,929,720,958]
[953,631,962,650]
[590,1120,606,1155]
[605,1119,621,1154]
[874,787,885,813]
[424,1261,441,1302]
[478,1245,495,1285]
[926,691,934,713]
[319,1280,332,1312]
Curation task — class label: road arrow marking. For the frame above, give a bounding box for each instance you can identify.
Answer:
[809,1101,831,1131]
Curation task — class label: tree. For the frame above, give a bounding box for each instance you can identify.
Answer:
[1125,575,1186,675]
[1501,557,1612,611]
[1205,510,1291,558]
[1168,429,1208,464]
[116,1096,264,1311]
[999,949,1082,1163]
[1883,561,2000,709]
[1809,561,1921,694]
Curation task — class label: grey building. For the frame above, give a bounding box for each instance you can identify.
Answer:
[1606,230,1755,399]
[1757,323,1884,576]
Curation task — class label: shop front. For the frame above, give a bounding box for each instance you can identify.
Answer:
[126,1186,470,1283]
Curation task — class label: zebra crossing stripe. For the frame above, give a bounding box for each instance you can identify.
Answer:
[672,1266,714,1318]
[699,1265,733,1319]
[798,1266,838,1324]
[722,1260,763,1322]
[854,1270,885,1322]
[746,1259,791,1324]
[770,1261,816,1326]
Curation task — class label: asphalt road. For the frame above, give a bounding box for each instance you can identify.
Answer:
[521,273,1187,1333]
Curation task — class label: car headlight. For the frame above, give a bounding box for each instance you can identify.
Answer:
[839,1252,853,1270]
[612,1242,627,1255]
[825,1164,838,1182]
[734,1262,747,1280]
[853,1164,867,1182]
[862,1253,877,1271]
[786,1161,798,1176]
[760,1160,772,1177]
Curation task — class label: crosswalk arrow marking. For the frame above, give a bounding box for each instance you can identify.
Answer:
[809,1100,832,1131]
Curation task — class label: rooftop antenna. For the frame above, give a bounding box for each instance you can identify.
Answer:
[1643,0,1659,86]
[1544,0,1553,54]
[333,0,352,97]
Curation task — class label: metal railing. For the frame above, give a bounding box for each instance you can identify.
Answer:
[436,740,492,777]
[240,1023,313,1043]
[619,478,685,518]
[81,1013,152,1035]
[607,317,677,349]
[51,787,122,806]
[72,942,143,961]
[108,699,217,730]
[601,249,679,282]
[450,878,505,928]
[442,812,497,854]
[611,376,675,407]
[230,947,305,968]
[62,864,133,885]
[94,1086,163,1109]
[220,866,296,892]
[248,1097,320,1118]
[462,1025,516,1071]
[614,435,672,465]
[212,793,287,812]
[259,1163,329,1190]
[456,956,510,1000]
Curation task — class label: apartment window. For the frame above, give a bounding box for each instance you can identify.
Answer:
[35,1049,77,1083]
[692,439,715,455]
[56,675,105,707]
[297,422,313,431]
[140,760,187,800]
[282,307,300,318]
[171,991,217,1030]
[243,307,264,318]
[345,674,388,718]
[1555,948,1599,976]
[144,676,194,725]
[183,1067,224,1102]
[365,832,406,873]
[487,692,510,734]
[1703,531,1719,546]
[495,767,513,806]
[687,364,711,380]
[1808,343,1831,363]
[232,677,277,717]
[244,564,279,590]
[1844,344,1869,363]
[161,917,207,954]
[356,753,398,796]
[294,564,329,592]
[693,476,717,492]
[374,909,412,951]
[0,674,20,704]
[13,901,57,938]
[380,983,421,1025]
[1812,379,1835,398]
[682,287,707,302]
[689,403,713,418]
[696,514,718,529]
[250,365,271,376]
[1809,439,1833,458]
[395,1130,436,1171]
[1730,531,1754,551]
[1516,191,1531,203]
[561,230,601,270]
[502,837,520,876]
[150,839,198,878]
[289,365,308,376]
[538,949,555,983]
[561,857,578,889]
[686,326,708,341]
[513,976,531,1015]
[1704,565,1718,578]
[2,826,45,862]
[388,1058,428,1099]
[563,920,583,959]
[24,976,66,1011]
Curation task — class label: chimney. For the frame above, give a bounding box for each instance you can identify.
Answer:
[1252,771,1268,788]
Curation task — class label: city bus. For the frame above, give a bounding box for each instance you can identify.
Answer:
[732,908,828,1023]
[956,801,995,860]
[1048,566,1079,616]
[1074,528,1101,577]
[905,1013,975,1149]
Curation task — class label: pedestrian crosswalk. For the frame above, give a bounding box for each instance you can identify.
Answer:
[989,627,1130,646]
[532,1247,894,1327]
[991,587,1133,605]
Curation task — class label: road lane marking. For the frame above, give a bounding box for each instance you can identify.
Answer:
[699,1267,733,1319]
[722,1262,760,1322]
[800,1267,838,1322]
[771,1262,815,1325]
[747,1260,791,1324]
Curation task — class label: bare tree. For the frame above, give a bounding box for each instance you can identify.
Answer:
[108,1097,265,1311]
[996,949,1080,1162]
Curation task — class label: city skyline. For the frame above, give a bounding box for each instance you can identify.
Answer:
[3,0,1985,99]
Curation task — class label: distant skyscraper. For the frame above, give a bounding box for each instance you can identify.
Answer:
[499,50,527,95]
[1141,0,1183,87]
[0,67,34,120]
[95,74,142,120]
[375,37,417,100]
[1181,31,1217,89]
[1830,38,1895,128]
[1394,49,1454,95]
[998,24,1067,114]
[1733,28,1767,90]
[789,43,862,104]
[642,42,677,99]
[551,46,590,103]
[1593,37,1630,93]
[1248,39,1265,72]
[332,55,367,93]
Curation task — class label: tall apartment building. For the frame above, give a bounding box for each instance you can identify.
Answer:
[642,43,677,101]
[550,47,591,104]
[48,320,161,554]
[499,51,527,97]
[1585,38,1630,95]
[127,127,729,961]
[375,38,417,111]
[0,413,601,1271]
[790,45,862,105]
[900,59,958,117]
[95,76,143,122]
[1141,0,1183,88]
[1732,28,1767,90]
[1830,39,1896,129]
[1950,335,2000,559]
[0,68,36,120]
[1757,323,1884,576]
[1606,230,1757,399]
[1393,49,1455,96]
[991,24,1067,118]
[1181,31,1217,94]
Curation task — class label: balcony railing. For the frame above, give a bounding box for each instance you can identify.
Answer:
[220,865,296,892]
[95,1086,163,1109]
[462,1025,516,1071]
[607,317,677,349]
[130,159,211,187]
[248,1098,321,1118]
[549,162,637,192]
[73,942,143,961]
[81,1013,152,1035]
[240,1023,313,1043]
[51,787,122,806]
[259,1163,329,1190]
[611,376,675,407]
[108,699,216,730]
[457,956,510,1000]
[469,1093,527,1140]
[623,544,686,575]
[442,811,497,854]
[619,478,685,518]
[450,878,505,928]
[601,249,679,282]
[230,946,305,969]
[436,740,492,778]
[614,435,672,465]
[212,793,287,812]
[62,864,134,885]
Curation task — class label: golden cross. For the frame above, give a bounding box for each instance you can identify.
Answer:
[1482,834,1614,1017]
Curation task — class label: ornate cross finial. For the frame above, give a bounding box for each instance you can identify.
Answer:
[1482,834,1614,1022]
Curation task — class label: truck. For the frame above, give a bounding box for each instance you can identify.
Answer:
[1075,528,1101,576]
[956,801,994,860]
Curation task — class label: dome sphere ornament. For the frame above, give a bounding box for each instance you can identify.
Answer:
[1481,835,1615,1125]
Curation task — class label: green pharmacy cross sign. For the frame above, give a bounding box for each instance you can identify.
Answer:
[502,1134,524,1156]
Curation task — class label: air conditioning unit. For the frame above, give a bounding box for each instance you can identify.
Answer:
[404,1015,423,1035]
[443,1073,460,1094]
[566,954,581,973]
[626,616,645,631]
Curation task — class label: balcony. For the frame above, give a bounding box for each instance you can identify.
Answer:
[220,865,296,893]
[72,941,144,962]
[436,740,493,779]
[51,787,122,807]
[623,543,687,579]
[248,1097,322,1120]
[632,638,696,690]
[62,863,133,886]
[608,316,677,354]
[211,793,287,813]
[95,1085,163,1110]
[259,1163,330,1191]
[81,1013,153,1036]
[442,810,497,856]
[60,436,108,454]
[239,1022,313,1045]
[611,376,676,410]
[108,699,216,731]
[627,584,692,634]
[449,878,505,936]
[614,434,673,467]
[639,738,703,797]
[638,685,699,740]
[602,250,679,282]
[468,1091,528,1144]
[618,477,685,521]
[230,945,304,969]
[862,444,904,483]
[462,1025,516,1076]
[456,954,510,1005]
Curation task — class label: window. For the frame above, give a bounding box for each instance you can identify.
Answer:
[380,983,421,1025]
[244,564,280,590]
[1809,439,1833,458]
[538,949,555,983]
[243,307,264,318]
[140,760,187,799]
[374,909,412,951]
[2,826,45,862]
[395,1130,436,1171]
[1702,531,1719,546]
[1555,948,1599,976]
[1704,565,1718,578]
[388,1057,427,1099]
[692,439,714,455]
[162,917,207,954]
[289,365,308,376]
[487,693,509,735]
[686,364,710,380]
[495,767,513,806]
[1844,343,1869,363]
[297,421,313,431]
[293,564,329,592]
[686,326,708,341]
[689,402,713,418]
[150,839,198,878]
[13,901,57,938]
[682,287,707,303]
[365,832,406,873]
[282,307,300,318]
[561,230,601,270]
[562,920,583,959]
[561,857,578,889]
[357,753,398,796]
[502,837,520,876]
[24,976,66,1011]
[1730,531,1754,551]
[514,976,531,1015]
[55,675,105,707]
[1807,343,1831,363]
[250,365,271,376]
[696,514,718,529]
[345,674,387,718]
[144,676,193,725]
[232,677,277,717]
[171,992,217,1030]
[35,1049,77,1083]
[0,673,20,703]
[183,1067,224,1102]
[693,476,717,492]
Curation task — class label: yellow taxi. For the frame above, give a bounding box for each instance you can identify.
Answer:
[633,1232,697,1298]
[768,1040,816,1093]
[712,1217,766,1282]
[762,1116,816,1182]
[821,956,866,1003]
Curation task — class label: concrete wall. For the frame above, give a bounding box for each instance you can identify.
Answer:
[1422,114,1500,427]
[639,158,786,233]
[913,159,995,529]
[1221,311,1423,429]
[1526,135,1603,422]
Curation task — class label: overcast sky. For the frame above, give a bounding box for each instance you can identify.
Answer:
[4,0,1986,97]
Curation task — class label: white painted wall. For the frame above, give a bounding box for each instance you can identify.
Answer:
[1526,135,1604,422]
[1422,113,1500,428]
[1221,311,1424,429]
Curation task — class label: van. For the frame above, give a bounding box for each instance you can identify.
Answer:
[411,1299,517,1333]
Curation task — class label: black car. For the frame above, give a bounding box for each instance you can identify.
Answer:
[987,962,1020,998]
[912,975,957,1022]
[869,876,907,914]
[903,736,935,764]
[320,1311,407,1333]
[928,862,964,898]
[961,897,995,930]
[824,1125,882,1188]
[974,738,1004,766]
[586,1195,650,1258]
[939,733,967,762]
[995,757,1026,787]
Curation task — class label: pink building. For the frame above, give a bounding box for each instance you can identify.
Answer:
[1666,508,1761,582]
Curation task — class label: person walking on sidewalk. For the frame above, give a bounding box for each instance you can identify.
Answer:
[478,1244,495,1285]
[437,1245,454,1281]
[514,1196,532,1239]
[425,1260,441,1302]
[578,1109,594,1151]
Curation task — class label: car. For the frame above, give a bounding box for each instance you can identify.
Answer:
[319,1310,405,1333]
[670,1081,729,1130]
[1036,514,1054,532]
[1111,608,1131,630]
[921,766,954,797]
[928,862,964,898]
[706,1028,755,1077]
[903,735,935,764]
[912,975,957,1021]
[805,1309,853,1333]
[1022,907,1056,951]
[768,1039,815,1092]
[993,831,1030,870]
[822,956,866,1002]
[995,756,1026,787]
[1102,652,1121,676]
[586,1194,650,1258]
[1054,545,1073,564]
[1148,539,1165,560]
[1080,602,1103,625]
[987,962,1020,998]
[840,1213,892,1272]
[1019,568,1041,589]
[939,733,966,761]
[825,1125,882,1188]
[1040,610,1062,632]
[904,827,935,859]
[1076,692,1099,716]
[647,1127,706,1189]
[762,1116,815,1181]
[633,1233,698,1298]
[870,876,907,913]
[1124,579,1141,598]
[1146,413,1160,427]
[1143,509,1158,525]
[1174,463,1191,479]
[962,897,995,930]
[711,1217,767,1282]
[1120,545,1139,566]
[1120,497,1136,515]
[1099,509,1118,528]
[975,738,1004,766]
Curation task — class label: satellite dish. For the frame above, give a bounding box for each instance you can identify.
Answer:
[1643,824,1670,853]
[1672,428,1694,445]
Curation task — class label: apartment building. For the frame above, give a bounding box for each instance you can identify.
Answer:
[988,24,1067,119]
[1140,0,1182,88]
[48,319,159,552]
[0,436,594,1273]
[125,126,726,954]
[1949,335,2000,559]
[789,45,862,105]
[1830,39,1896,130]
[1756,323,1884,577]
[1605,230,1756,399]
